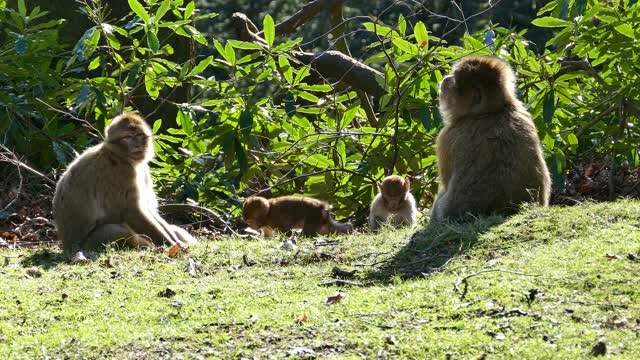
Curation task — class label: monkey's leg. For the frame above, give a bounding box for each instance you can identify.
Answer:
[85,224,153,249]
[170,225,198,245]
[430,191,448,223]
[260,226,274,238]
[126,209,182,246]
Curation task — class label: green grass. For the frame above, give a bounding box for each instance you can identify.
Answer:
[1,200,640,358]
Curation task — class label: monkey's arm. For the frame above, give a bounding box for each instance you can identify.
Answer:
[368,195,388,231]
[260,226,274,238]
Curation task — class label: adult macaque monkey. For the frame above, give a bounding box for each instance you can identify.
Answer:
[368,175,417,231]
[242,196,353,237]
[431,56,551,222]
[53,113,197,251]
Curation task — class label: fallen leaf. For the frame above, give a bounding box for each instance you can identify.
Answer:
[158,287,176,298]
[591,341,606,356]
[184,257,200,277]
[25,268,42,278]
[605,317,628,329]
[331,266,357,279]
[287,346,316,357]
[167,243,182,258]
[606,253,623,260]
[295,313,308,325]
[242,254,256,267]
[325,291,345,305]
[524,288,544,304]
[279,239,297,251]
[101,257,114,268]
[71,251,91,265]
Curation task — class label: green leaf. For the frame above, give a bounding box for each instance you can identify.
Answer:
[296,91,319,103]
[224,42,236,65]
[263,14,275,47]
[284,92,296,117]
[127,63,140,87]
[419,108,432,131]
[184,1,195,19]
[278,56,293,84]
[177,110,193,135]
[614,24,634,39]
[88,56,101,70]
[156,0,171,21]
[239,110,253,137]
[18,0,26,17]
[188,55,213,77]
[304,154,333,168]
[414,21,428,49]
[567,133,578,146]
[398,14,406,35]
[147,30,160,52]
[392,37,418,55]
[531,17,572,28]
[128,0,150,24]
[152,119,162,134]
[228,40,264,50]
[235,138,248,175]
[543,88,555,123]
[299,84,332,92]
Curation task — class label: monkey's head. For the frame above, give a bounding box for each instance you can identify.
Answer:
[378,175,410,212]
[104,113,154,163]
[439,56,517,122]
[242,196,270,229]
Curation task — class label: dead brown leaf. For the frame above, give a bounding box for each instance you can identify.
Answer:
[325,291,345,305]
[167,243,182,258]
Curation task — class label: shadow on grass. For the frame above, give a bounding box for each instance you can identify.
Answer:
[367,215,507,281]
[22,245,129,269]
[22,248,70,269]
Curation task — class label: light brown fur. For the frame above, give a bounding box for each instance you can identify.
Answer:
[368,175,417,231]
[431,56,551,222]
[53,113,197,251]
[242,195,352,237]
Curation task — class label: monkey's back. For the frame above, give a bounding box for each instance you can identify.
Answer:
[266,196,330,230]
[437,105,551,214]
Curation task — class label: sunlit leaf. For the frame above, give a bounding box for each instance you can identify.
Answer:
[263,14,275,47]
[128,0,150,24]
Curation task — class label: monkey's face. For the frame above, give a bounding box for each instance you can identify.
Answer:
[242,198,269,229]
[105,115,153,162]
[439,74,478,121]
[120,132,152,160]
[379,179,409,212]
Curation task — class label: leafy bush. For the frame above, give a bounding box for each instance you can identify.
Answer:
[2,0,638,224]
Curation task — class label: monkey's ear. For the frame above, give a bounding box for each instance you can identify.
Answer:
[404,178,411,191]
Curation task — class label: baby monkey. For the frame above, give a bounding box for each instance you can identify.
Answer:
[242,196,353,237]
[368,175,418,231]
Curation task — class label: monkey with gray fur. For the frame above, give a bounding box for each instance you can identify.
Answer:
[431,56,551,222]
[53,113,197,251]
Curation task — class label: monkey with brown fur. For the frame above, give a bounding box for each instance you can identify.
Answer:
[368,175,417,231]
[53,113,197,251]
[431,56,551,222]
[242,196,353,237]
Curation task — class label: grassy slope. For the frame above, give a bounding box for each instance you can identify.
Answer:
[1,200,639,359]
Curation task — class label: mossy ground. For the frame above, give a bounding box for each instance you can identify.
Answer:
[1,200,639,358]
